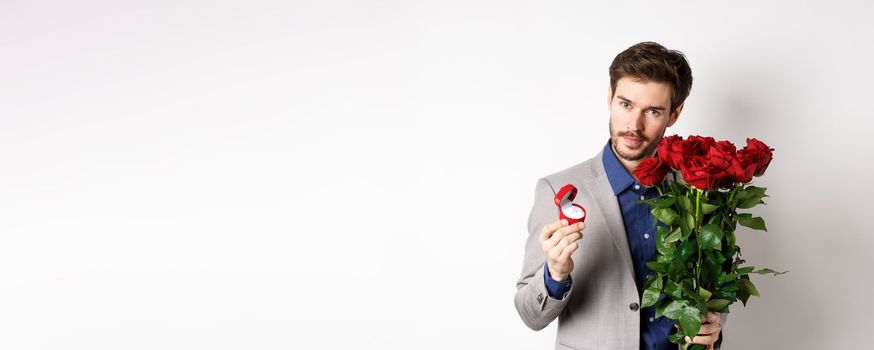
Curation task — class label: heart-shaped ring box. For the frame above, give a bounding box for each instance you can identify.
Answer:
[554,184,587,225]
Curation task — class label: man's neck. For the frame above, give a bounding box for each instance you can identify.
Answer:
[610,144,654,182]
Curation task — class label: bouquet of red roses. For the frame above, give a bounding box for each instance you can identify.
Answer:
[633,135,786,350]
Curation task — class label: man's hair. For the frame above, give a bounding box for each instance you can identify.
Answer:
[609,41,692,114]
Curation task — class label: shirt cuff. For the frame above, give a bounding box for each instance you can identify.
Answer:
[543,263,572,299]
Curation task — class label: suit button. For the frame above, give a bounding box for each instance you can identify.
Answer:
[629,302,640,311]
[537,293,544,303]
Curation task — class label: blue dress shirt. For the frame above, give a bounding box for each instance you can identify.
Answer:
[544,139,677,350]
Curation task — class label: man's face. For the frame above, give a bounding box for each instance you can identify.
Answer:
[608,77,681,162]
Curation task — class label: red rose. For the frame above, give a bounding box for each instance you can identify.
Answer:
[662,135,717,174]
[679,155,728,191]
[657,135,685,170]
[728,151,756,184]
[714,140,737,156]
[684,135,717,157]
[738,138,774,176]
[634,157,669,187]
[707,141,735,170]
[707,141,736,188]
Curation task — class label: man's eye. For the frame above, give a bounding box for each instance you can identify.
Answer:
[648,109,661,116]
[621,102,630,108]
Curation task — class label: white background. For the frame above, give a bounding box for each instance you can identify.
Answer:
[1,1,872,349]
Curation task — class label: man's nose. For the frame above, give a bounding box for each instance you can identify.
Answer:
[628,110,645,131]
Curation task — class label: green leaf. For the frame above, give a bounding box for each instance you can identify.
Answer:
[662,300,689,319]
[738,278,760,297]
[701,202,719,214]
[679,212,694,240]
[737,196,764,209]
[664,280,682,299]
[738,215,767,231]
[707,212,723,226]
[668,332,685,343]
[705,298,731,312]
[652,208,679,225]
[734,186,765,203]
[644,273,662,292]
[675,239,696,262]
[713,290,737,302]
[699,224,723,250]
[717,273,738,285]
[637,196,676,208]
[656,230,676,255]
[736,266,755,275]
[678,305,703,337]
[705,250,726,266]
[657,297,675,317]
[634,198,656,206]
[682,286,698,301]
[654,196,677,209]
[698,287,712,301]
[668,260,685,276]
[650,273,664,289]
[738,288,750,306]
[646,262,670,273]
[745,186,767,197]
[642,287,660,308]
[753,268,789,276]
[670,180,686,195]
[726,230,736,248]
[678,195,691,212]
[665,226,682,243]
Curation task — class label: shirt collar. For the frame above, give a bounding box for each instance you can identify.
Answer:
[601,139,637,195]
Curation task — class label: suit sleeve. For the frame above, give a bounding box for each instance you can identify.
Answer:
[514,177,574,331]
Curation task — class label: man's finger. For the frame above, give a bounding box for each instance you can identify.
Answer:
[685,335,716,345]
[546,229,566,248]
[697,323,720,336]
[563,232,582,245]
[558,241,578,261]
[540,220,566,242]
[701,321,721,331]
[549,236,570,259]
[701,312,719,323]
[547,223,579,247]
[549,219,568,232]
[552,222,584,243]
[555,222,584,237]
[707,312,720,324]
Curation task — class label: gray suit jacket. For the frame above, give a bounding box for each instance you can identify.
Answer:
[514,150,726,350]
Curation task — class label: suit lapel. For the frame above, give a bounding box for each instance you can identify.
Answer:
[583,150,636,281]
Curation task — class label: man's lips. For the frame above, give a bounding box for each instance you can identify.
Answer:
[623,136,643,147]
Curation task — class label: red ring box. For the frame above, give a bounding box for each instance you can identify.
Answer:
[554,184,587,224]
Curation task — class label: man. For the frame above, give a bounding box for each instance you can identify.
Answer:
[514,42,726,350]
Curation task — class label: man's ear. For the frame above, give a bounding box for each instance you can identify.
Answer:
[667,102,684,127]
[607,85,613,111]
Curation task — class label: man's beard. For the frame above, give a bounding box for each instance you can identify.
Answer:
[608,121,664,162]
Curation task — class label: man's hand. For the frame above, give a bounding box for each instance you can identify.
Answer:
[539,219,585,281]
[677,312,722,350]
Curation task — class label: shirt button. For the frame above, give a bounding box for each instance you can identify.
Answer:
[644,233,650,239]
[629,302,640,311]
[639,195,645,200]
[649,317,655,322]
[634,184,640,190]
